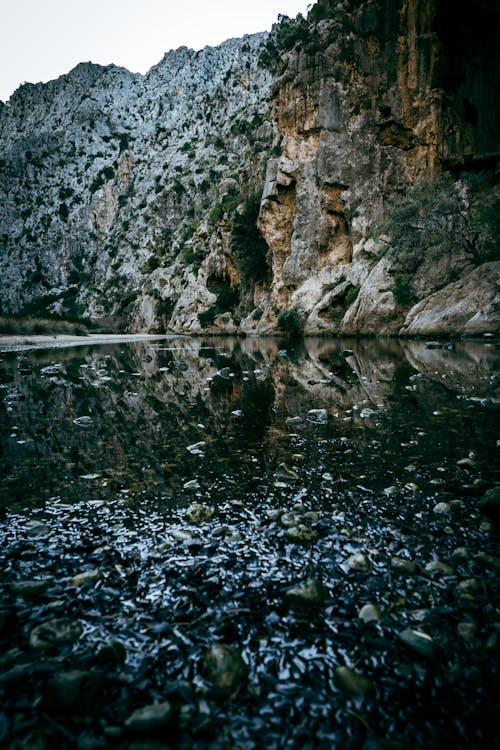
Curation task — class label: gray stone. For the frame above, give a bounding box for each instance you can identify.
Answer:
[390,557,418,575]
[306,409,328,424]
[333,666,372,696]
[10,579,50,597]
[205,644,248,690]
[274,463,299,481]
[433,502,451,514]
[346,552,370,572]
[125,702,173,733]
[285,525,317,544]
[285,578,328,606]
[29,618,83,649]
[398,628,435,658]
[358,603,382,623]
[184,502,215,524]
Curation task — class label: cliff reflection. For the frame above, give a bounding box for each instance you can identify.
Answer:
[0,336,498,510]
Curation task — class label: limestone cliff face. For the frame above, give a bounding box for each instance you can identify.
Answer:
[0,1,498,336]
[259,0,500,335]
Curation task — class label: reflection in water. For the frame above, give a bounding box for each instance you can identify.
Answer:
[0,336,498,510]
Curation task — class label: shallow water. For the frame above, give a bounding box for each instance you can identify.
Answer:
[0,336,499,749]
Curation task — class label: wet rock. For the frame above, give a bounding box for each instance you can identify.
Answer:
[274,463,299,481]
[184,502,215,524]
[424,560,454,575]
[358,603,383,623]
[73,416,93,428]
[186,441,206,454]
[433,501,451,514]
[280,512,300,528]
[456,578,481,596]
[71,570,101,587]
[334,666,372,696]
[346,552,370,572]
[46,670,103,710]
[456,457,477,470]
[183,479,200,490]
[391,557,418,575]
[24,521,50,538]
[124,702,173,733]
[286,416,305,426]
[457,622,477,640]
[206,644,248,690]
[475,552,500,572]
[360,408,377,419]
[285,525,317,544]
[398,628,435,658]
[306,409,328,424]
[285,578,327,607]
[10,579,50,597]
[29,618,83,649]
[479,486,500,523]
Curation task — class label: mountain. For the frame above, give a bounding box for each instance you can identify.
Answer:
[1,0,499,336]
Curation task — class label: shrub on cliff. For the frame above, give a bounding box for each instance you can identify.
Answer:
[277,308,304,338]
[231,192,269,285]
[380,172,500,271]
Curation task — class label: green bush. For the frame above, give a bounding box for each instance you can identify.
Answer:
[232,191,269,285]
[345,284,360,306]
[277,308,303,338]
[391,275,413,306]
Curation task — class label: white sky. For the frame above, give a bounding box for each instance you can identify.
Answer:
[0,0,313,102]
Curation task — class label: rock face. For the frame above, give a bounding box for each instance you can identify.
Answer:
[0,1,498,335]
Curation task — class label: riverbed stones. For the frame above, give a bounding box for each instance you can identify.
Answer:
[29,618,83,649]
[124,702,173,733]
[71,570,101,587]
[205,644,248,690]
[285,578,327,607]
[424,560,454,575]
[433,502,451,514]
[334,666,372,696]
[398,628,435,658]
[184,502,215,524]
[274,463,299,481]
[10,579,50,597]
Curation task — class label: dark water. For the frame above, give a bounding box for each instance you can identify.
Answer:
[0,336,499,749]
[1,336,498,510]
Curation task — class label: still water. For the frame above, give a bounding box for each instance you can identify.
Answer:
[0,336,498,510]
[0,335,499,749]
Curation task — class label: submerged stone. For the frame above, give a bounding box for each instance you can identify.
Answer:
[206,644,248,690]
[359,603,383,623]
[398,628,435,658]
[274,463,299,481]
[391,557,418,575]
[10,579,50,597]
[30,618,83,649]
[184,502,215,524]
[125,702,173,733]
[306,409,328,424]
[433,502,451,514]
[334,666,372,696]
[346,552,370,572]
[285,577,328,606]
[285,525,317,544]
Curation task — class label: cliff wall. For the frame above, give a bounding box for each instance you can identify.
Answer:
[0,1,498,336]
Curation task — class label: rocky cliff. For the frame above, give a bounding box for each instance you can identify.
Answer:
[0,0,499,336]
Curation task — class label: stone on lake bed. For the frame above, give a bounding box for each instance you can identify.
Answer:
[184,502,215,524]
[280,512,300,528]
[124,702,173,733]
[70,570,101,587]
[398,628,435,658]
[274,463,299,481]
[285,525,317,544]
[73,416,93,428]
[285,577,328,606]
[346,552,370,572]
[424,560,454,575]
[391,557,418,575]
[358,603,383,623]
[433,501,451,514]
[183,479,200,490]
[286,416,305,426]
[457,622,477,640]
[334,666,372,696]
[206,644,248,690]
[29,618,83,649]
[47,670,103,709]
[10,579,50,597]
[24,521,50,538]
[306,409,328,424]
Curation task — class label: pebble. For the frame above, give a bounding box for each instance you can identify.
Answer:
[346,552,370,572]
[433,502,451,514]
[306,409,328,424]
[73,416,93,428]
[10,579,50,597]
[285,525,317,544]
[205,644,248,690]
[285,577,328,606]
[424,560,454,575]
[184,502,215,524]
[124,702,173,733]
[457,622,477,640]
[398,628,435,658]
[274,463,299,481]
[24,521,50,538]
[71,570,101,587]
[285,416,305,426]
[183,479,200,490]
[358,603,383,623]
[280,512,300,528]
[391,557,418,575]
[334,666,372,696]
[29,618,83,649]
